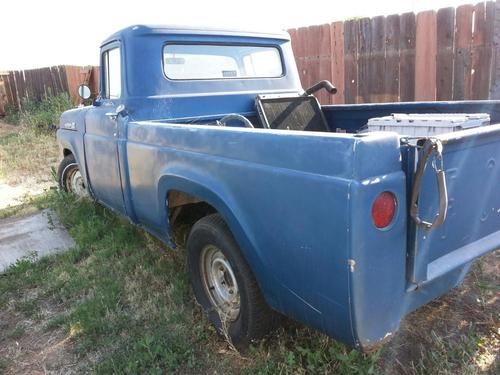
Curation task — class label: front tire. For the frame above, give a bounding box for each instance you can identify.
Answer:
[187,214,275,348]
[57,154,89,198]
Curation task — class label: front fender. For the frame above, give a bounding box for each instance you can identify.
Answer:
[57,106,90,188]
[57,129,89,188]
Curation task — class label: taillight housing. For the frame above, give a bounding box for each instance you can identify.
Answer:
[371,191,397,229]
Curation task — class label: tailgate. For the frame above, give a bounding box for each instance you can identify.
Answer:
[407,123,500,284]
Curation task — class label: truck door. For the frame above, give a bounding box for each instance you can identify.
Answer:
[405,124,500,287]
[84,44,126,215]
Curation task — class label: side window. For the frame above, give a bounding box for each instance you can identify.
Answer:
[102,47,121,99]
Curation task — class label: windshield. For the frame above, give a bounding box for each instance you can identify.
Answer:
[163,44,283,80]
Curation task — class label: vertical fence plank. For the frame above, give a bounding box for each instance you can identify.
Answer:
[357,18,371,103]
[471,2,494,99]
[0,77,6,115]
[309,25,321,92]
[369,16,386,102]
[91,67,100,96]
[24,70,33,103]
[3,74,14,108]
[415,10,437,100]
[57,66,67,94]
[384,14,400,102]
[436,7,455,100]
[400,12,416,102]
[288,28,298,57]
[454,4,474,100]
[330,21,345,104]
[16,71,26,104]
[317,23,332,104]
[296,27,309,89]
[344,19,358,104]
[9,72,18,108]
[492,0,500,98]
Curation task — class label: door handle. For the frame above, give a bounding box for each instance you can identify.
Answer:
[105,112,118,121]
[105,104,126,122]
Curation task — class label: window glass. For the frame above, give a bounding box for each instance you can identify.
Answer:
[163,44,283,80]
[102,47,121,99]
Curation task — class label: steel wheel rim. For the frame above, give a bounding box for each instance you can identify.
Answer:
[67,167,89,198]
[200,245,240,321]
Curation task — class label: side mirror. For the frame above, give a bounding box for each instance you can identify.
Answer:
[77,84,91,100]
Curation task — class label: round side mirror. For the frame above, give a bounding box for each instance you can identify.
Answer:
[77,84,91,100]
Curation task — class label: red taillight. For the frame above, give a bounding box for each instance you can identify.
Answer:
[371,191,397,229]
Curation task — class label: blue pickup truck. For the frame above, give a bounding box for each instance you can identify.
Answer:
[56,25,500,351]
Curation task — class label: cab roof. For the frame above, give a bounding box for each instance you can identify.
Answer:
[101,24,291,47]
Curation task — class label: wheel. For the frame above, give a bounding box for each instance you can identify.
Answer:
[187,213,275,348]
[57,154,89,198]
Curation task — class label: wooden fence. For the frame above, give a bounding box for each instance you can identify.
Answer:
[1,2,498,115]
[288,1,500,104]
[0,65,99,113]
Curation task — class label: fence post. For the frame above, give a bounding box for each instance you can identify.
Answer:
[492,0,500,98]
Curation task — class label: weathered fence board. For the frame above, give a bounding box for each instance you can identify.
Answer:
[399,12,417,102]
[436,8,455,100]
[370,16,386,103]
[415,10,437,101]
[453,4,474,100]
[288,1,498,104]
[357,17,371,103]
[317,24,332,104]
[330,21,345,104]
[384,14,400,102]
[492,0,500,98]
[471,2,494,99]
[343,19,358,104]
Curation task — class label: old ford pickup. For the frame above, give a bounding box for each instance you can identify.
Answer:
[56,25,500,351]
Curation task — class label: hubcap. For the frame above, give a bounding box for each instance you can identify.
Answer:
[67,168,89,198]
[200,245,240,321]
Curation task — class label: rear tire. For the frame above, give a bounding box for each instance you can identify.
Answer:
[57,154,89,198]
[187,213,275,348]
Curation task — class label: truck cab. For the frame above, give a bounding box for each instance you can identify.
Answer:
[57,25,500,350]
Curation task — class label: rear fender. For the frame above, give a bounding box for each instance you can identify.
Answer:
[156,170,277,306]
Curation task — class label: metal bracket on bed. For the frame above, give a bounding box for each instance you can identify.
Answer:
[410,138,449,230]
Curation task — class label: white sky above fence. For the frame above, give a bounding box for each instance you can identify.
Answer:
[1,0,472,70]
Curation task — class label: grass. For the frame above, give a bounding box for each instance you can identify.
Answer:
[0,124,59,185]
[0,104,498,373]
[0,93,72,185]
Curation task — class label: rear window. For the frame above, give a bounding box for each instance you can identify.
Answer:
[163,44,283,80]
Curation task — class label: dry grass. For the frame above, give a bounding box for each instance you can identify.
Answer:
[0,120,59,186]
[379,251,499,375]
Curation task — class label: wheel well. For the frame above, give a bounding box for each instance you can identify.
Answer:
[63,148,73,157]
[167,190,217,242]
